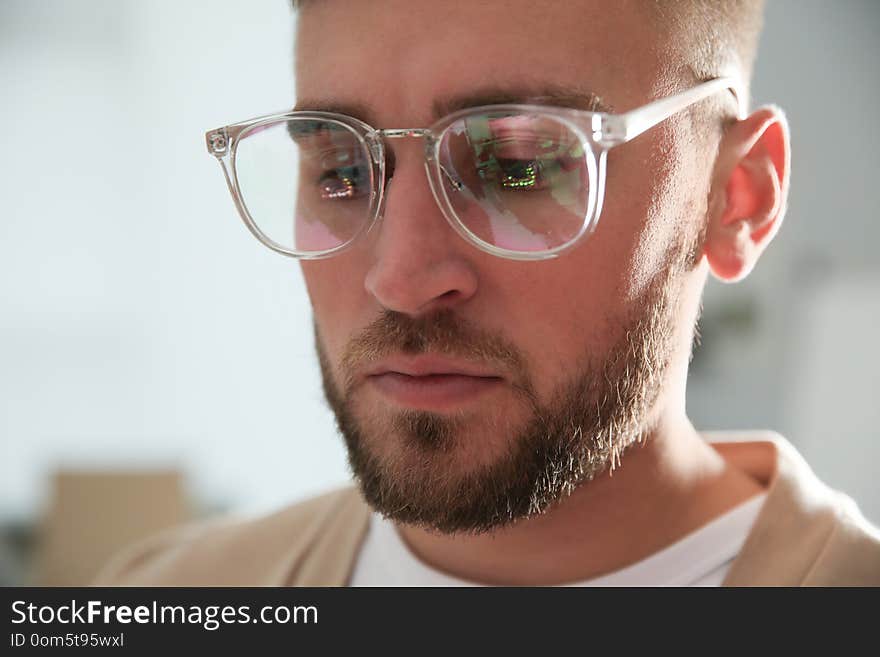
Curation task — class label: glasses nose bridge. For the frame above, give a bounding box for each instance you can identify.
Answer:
[372,127,436,162]
[377,127,431,140]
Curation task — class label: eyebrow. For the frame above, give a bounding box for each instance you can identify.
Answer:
[434,85,613,117]
[293,84,613,126]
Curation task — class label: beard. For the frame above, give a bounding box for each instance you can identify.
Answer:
[315,234,699,535]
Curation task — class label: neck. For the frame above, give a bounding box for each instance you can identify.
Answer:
[395,410,764,585]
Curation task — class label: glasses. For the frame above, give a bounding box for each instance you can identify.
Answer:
[206,77,742,261]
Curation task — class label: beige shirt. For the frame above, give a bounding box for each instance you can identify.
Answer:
[95,432,880,586]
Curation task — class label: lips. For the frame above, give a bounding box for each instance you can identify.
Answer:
[363,355,502,380]
[363,355,504,411]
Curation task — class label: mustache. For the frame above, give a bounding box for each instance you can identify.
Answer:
[338,309,529,393]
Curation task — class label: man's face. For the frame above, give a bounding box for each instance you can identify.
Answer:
[295,0,715,532]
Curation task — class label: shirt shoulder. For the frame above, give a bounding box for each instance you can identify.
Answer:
[92,484,370,586]
[734,485,880,586]
[709,431,880,586]
[799,490,880,585]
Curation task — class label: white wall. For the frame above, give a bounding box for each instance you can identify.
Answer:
[0,0,349,519]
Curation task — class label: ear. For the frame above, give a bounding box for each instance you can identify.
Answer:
[703,106,790,283]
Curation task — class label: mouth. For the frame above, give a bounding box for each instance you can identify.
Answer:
[363,355,505,411]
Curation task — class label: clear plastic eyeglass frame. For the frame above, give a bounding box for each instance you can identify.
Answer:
[206,76,744,261]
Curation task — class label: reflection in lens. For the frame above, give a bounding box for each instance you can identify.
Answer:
[439,112,591,253]
[234,118,372,253]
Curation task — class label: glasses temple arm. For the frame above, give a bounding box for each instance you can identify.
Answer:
[613,76,745,144]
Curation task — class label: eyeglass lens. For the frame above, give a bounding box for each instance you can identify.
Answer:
[235,119,374,253]
[232,113,592,255]
[439,112,591,253]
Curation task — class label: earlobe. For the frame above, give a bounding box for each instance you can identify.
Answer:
[704,106,790,283]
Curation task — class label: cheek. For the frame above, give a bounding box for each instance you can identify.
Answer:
[481,262,616,400]
[300,259,366,366]
[485,129,698,395]
[599,123,693,301]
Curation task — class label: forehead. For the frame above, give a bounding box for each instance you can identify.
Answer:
[294,0,676,126]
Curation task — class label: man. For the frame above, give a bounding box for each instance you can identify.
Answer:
[98,0,879,586]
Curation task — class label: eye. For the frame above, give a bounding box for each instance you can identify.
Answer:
[495,157,547,191]
[475,157,549,192]
[318,165,368,200]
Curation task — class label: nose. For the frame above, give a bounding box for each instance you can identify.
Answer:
[364,140,479,317]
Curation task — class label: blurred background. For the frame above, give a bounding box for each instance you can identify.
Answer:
[1,0,878,585]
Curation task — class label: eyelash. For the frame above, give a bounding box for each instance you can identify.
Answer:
[496,158,546,190]
[318,165,367,200]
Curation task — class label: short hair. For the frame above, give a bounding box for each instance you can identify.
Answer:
[650,0,766,85]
